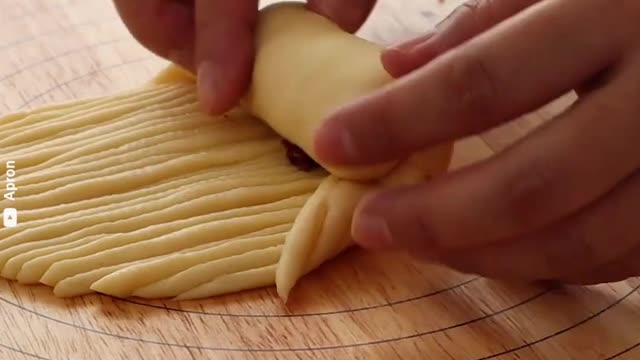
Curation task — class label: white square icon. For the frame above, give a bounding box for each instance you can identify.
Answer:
[3,208,17,228]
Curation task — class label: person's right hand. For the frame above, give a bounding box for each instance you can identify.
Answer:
[113,0,378,115]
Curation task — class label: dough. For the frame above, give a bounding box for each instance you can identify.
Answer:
[146,3,453,301]
[276,145,451,301]
[91,232,287,298]
[175,264,278,300]
[247,2,454,301]
[0,80,321,298]
[0,2,452,302]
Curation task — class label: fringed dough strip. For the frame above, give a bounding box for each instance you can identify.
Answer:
[16,159,302,223]
[33,201,305,285]
[0,96,94,128]
[1,95,202,172]
[52,223,293,298]
[15,130,274,195]
[0,84,171,132]
[0,173,319,252]
[1,138,284,210]
[2,234,106,279]
[0,84,193,148]
[175,264,278,300]
[130,246,283,299]
[93,233,287,298]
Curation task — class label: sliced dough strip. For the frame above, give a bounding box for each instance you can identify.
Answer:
[92,233,286,298]
[0,84,193,148]
[36,206,301,286]
[1,107,206,176]
[51,224,293,297]
[1,235,105,280]
[1,138,284,210]
[0,84,173,134]
[16,155,295,223]
[0,96,94,128]
[130,246,282,299]
[1,95,202,173]
[175,264,278,300]
[14,195,307,284]
[53,256,168,298]
[16,123,275,189]
[0,175,319,254]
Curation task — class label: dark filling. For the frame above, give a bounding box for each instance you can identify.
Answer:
[281,139,320,172]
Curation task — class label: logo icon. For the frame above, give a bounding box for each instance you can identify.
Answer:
[3,208,17,228]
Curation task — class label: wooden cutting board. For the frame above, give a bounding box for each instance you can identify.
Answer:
[0,1,638,359]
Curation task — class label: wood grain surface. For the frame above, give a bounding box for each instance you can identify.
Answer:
[0,1,639,359]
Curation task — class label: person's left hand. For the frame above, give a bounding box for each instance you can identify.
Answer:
[313,0,640,285]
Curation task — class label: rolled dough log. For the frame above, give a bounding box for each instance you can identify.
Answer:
[246,2,398,181]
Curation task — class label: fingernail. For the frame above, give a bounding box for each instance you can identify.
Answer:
[197,61,221,114]
[352,212,395,250]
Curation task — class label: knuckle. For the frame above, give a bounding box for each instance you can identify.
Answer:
[445,50,499,131]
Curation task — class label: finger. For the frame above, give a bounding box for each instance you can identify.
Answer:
[351,55,640,254]
[114,0,195,69]
[194,0,258,114]
[307,0,377,33]
[433,167,640,283]
[382,0,539,78]
[314,0,621,167]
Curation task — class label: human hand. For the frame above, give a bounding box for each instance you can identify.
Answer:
[113,0,377,114]
[314,0,640,285]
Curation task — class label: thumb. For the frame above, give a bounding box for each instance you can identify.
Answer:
[307,0,377,33]
[351,182,454,260]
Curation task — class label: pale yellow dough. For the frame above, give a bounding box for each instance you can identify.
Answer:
[0,80,323,299]
[249,3,453,301]
[0,2,452,302]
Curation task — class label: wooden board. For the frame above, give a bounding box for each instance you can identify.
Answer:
[0,1,638,359]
